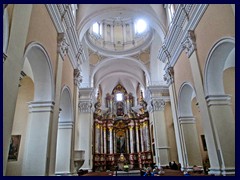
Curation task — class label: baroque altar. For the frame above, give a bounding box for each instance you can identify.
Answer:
[93,83,153,171]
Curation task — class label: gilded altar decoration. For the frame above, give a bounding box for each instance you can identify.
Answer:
[93,83,152,171]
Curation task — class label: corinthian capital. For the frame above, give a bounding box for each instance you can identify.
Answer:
[181,30,196,58]
[57,32,69,58]
[151,99,166,111]
[78,101,92,113]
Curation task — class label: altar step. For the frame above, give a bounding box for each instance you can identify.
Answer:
[114,170,141,176]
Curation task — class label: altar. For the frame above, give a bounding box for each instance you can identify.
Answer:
[92,84,153,171]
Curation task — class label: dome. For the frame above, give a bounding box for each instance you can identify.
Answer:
[85,14,154,56]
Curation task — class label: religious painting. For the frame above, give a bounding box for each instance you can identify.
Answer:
[8,135,21,161]
[116,130,126,153]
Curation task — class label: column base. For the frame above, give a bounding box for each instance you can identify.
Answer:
[208,168,221,176]
[221,168,235,176]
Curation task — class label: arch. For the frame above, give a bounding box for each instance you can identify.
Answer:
[203,37,235,175]
[21,42,54,175]
[59,86,73,123]
[204,37,235,96]
[178,82,196,117]
[55,85,73,174]
[23,42,54,101]
[177,82,203,168]
[91,57,150,87]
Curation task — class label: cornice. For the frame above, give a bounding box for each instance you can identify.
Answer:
[158,4,208,68]
[46,4,85,69]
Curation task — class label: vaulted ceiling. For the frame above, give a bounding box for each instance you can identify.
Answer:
[75,4,167,98]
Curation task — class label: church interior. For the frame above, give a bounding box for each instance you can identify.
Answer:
[3,4,235,176]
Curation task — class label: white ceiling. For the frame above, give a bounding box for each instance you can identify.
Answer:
[76,4,166,100]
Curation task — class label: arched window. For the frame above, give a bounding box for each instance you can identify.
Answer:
[116,93,123,101]
[92,22,102,38]
[134,19,147,34]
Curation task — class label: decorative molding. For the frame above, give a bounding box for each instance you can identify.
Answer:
[205,94,232,107]
[160,43,171,63]
[158,4,208,68]
[151,99,166,111]
[74,68,83,88]
[156,146,170,149]
[58,121,74,129]
[28,101,55,113]
[169,4,208,67]
[178,116,196,124]
[79,100,92,113]
[163,66,174,86]
[57,32,69,59]
[46,4,84,69]
[181,30,196,58]
[147,85,169,94]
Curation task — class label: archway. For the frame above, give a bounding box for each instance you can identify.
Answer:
[21,42,54,175]
[178,83,202,170]
[204,37,235,175]
[6,76,34,176]
[55,86,73,175]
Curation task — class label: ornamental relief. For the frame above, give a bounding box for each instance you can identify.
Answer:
[151,99,166,111]
[79,101,92,112]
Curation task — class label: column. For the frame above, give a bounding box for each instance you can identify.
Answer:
[113,130,116,154]
[179,116,202,168]
[22,101,54,175]
[123,23,126,45]
[135,123,140,152]
[109,127,113,154]
[144,119,151,151]
[129,21,133,42]
[48,32,68,175]
[148,86,170,166]
[140,122,144,152]
[103,125,107,154]
[126,129,129,153]
[111,25,114,43]
[129,126,134,153]
[3,5,32,175]
[95,123,100,153]
[55,121,73,174]
[100,124,103,154]
[206,95,235,175]
[164,67,185,169]
[72,68,82,173]
[181,30,225,175]
[78,88,93,171]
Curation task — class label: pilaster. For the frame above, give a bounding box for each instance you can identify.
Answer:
[181,30,224,175]
[77,88,93,171]
[3,5,33,175]
[48,32,68,175]
[22,101,54,175]
[55,121,73,174]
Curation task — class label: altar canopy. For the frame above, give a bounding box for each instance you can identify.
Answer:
[93,84,153,171]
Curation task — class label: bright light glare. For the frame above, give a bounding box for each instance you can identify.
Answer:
[135,19,147,34]
[116,93,123,101]
[93,22,99,34]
